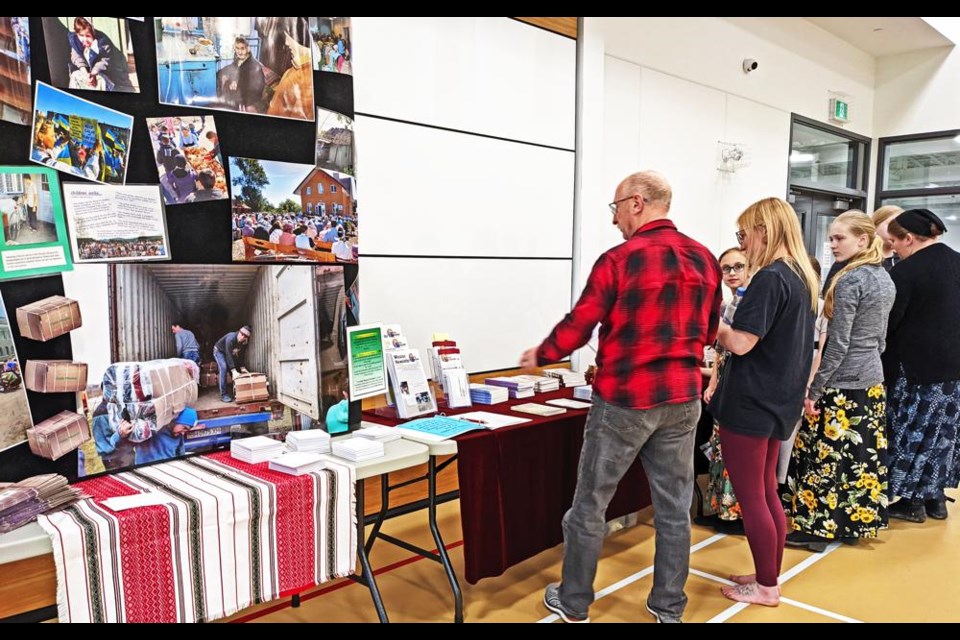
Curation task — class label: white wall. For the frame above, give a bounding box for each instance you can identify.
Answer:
[875,46,960,137]
[353,17,577,372]
[573,17,866,368]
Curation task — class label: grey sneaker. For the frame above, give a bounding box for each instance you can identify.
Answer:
[646,601,682,623]
[543,583,589,623]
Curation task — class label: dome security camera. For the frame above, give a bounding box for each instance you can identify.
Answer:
[742,58,758,74]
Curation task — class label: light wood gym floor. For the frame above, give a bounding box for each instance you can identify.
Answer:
[223,487,959,623]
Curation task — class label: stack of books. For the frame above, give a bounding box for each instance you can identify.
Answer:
[285,430,332,454]
[469,383,509,405]
[353,425,401,443]
[230,436,284,463]
[544,368,588,388]
[332,438,385,462]
[268,452,327,476]
[512,374,560,393]
[484,376,535,399]
[573,385,593,401]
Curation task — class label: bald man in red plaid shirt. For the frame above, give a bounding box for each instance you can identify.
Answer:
[526,171,722,624]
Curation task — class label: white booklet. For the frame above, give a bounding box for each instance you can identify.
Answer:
[545,398,593,410]
[453,411,531,429]
[268,452,327,476]
[386,348,437,418]
[511,403,568,417]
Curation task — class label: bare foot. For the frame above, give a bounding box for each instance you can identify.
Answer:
[720,581,780,606]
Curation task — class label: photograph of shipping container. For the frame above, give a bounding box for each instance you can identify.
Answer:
[62,263,350,476]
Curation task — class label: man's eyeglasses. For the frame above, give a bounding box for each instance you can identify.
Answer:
[735,230,746,245]
[721,263,746,275]
[608,194,647,214]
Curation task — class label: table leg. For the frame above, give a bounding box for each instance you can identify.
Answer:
[428,456,463,623]
[356,478,389,623]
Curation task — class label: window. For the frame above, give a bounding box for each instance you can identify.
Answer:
[877,130,960,253]
[316,183,324,194]
[307,203,313,214]
[306,187,311,195]
[0,172,23,194]
[790,119,867,193]
[330,184,337,193]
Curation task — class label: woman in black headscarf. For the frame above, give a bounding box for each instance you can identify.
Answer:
[884,209,960,523]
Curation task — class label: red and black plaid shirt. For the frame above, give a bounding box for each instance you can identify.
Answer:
[537,219,722,409]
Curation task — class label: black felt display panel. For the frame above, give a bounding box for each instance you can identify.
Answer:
[0,17,358,481]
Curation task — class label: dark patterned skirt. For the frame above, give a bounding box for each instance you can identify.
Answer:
[785,385,889,539]
[888,374,960,501]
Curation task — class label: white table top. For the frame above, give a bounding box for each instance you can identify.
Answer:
[326,436,430,480]
[0,522,51,565]
[360,420,458,457]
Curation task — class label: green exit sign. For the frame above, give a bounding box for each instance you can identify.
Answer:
[830,98,849,123]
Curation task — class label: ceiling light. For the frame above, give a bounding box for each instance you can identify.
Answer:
[790,151,816,163]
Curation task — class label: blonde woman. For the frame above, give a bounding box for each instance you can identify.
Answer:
[786,212,895,551]
[708,197,818,606]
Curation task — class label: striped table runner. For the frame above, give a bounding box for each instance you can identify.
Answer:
[38,451,356,623]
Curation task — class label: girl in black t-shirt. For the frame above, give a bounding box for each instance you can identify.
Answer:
[708,197,818,607]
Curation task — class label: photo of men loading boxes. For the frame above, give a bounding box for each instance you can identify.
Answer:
[61,263,352,477]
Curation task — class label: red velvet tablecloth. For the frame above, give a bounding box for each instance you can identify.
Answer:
[364,389,651,584]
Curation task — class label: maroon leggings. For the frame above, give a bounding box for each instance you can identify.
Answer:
[718,426,785,588]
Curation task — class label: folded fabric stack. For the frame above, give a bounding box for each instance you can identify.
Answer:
[0,474,87,533]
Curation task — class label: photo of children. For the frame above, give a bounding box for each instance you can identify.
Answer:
[309,17,352,75]
[0,17,31,125]
[41,17,140,93]
[30,82,133,185]
[230,157,358,264]
[316,108,356,177]
[146,115,227,205]
[155,17,315,122]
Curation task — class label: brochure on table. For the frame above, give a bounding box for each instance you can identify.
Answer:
[346,323,388,401]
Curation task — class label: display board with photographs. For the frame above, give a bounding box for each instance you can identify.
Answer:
[0,17,31,126]
[30,82,133,185]
[41,17,140,93]
[0,166,72,280]
[146,115,227,205]
[230,157,358,264]
[155,17,315,121]
[0,15,359,482]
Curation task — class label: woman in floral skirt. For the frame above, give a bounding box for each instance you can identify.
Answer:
[786,211,895,551]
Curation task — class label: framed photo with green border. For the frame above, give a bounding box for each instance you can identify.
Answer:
[0,165,73,280]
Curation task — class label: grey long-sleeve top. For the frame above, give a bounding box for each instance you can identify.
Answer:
[808,264,896,402]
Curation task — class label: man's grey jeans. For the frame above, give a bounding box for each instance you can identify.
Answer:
[558,395,699,619]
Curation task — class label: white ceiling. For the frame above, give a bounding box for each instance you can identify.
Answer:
[805,17,954,58]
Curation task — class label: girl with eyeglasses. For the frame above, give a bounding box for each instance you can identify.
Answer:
[702,248,749,533]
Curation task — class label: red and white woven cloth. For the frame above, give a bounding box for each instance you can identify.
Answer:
[38,451,356,623]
